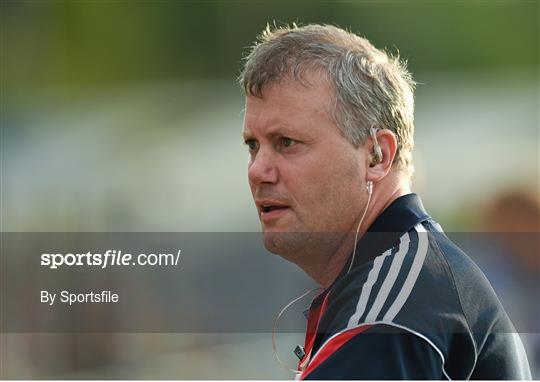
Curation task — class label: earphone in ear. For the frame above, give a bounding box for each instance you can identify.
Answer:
[369,128,383,166]
[366,180,373,195]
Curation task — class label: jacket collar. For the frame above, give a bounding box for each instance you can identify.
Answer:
[311,193,430,307]
[350,192,430,268]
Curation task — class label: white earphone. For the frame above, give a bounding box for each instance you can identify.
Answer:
[347,127,380,273]
[370,127,383,167]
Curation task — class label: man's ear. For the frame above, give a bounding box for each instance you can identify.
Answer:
[365,129,398,183]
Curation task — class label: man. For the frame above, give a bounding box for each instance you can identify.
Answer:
[239,24,531,379]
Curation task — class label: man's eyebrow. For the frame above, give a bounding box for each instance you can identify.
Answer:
[265,125,306,139]
[242,128,289,141]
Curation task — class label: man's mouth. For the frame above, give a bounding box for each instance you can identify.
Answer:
[256,200,291,222]
[261,205,289,213]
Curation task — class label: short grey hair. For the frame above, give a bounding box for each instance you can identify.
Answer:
[239,23,416,176]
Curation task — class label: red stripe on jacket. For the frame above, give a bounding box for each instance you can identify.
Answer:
[300,324,373,380]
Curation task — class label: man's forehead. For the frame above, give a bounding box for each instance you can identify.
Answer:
[242,115,299,138]
[244,77,335,129]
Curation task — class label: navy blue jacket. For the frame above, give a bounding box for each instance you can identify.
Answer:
[297,194,531,380]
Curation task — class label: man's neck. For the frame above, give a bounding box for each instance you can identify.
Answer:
[305,178,411,288]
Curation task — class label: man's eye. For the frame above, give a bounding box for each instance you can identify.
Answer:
[280,137,296,148]
[245,139,258,151]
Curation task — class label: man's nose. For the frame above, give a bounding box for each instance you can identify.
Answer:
[248,149,279,185]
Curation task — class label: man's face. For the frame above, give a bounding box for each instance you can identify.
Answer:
[243,73,368,260]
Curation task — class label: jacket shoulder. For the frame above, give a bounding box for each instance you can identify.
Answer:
[319,220,531,379]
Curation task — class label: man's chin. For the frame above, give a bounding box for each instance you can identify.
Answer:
[262,231,312,258]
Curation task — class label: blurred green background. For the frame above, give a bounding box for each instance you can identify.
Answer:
[1,0,538,379]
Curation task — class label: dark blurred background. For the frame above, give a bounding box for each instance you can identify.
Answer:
[1,0,538,379]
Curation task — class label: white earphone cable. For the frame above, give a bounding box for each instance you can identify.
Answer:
[347,181,373,274]
[272,287,323,374]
